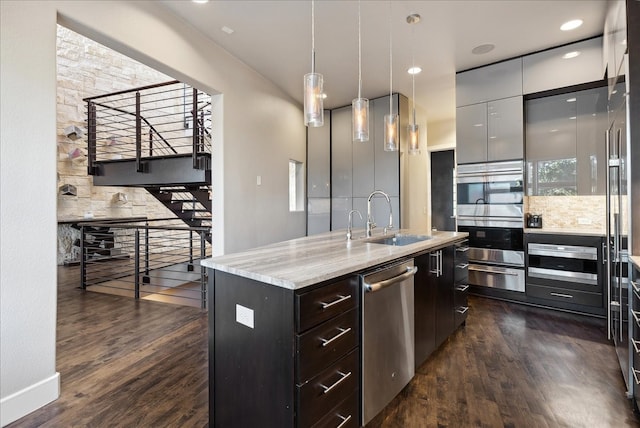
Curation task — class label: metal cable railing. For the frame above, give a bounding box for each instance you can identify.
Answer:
[84,81,212,175]
[80,218,211,309]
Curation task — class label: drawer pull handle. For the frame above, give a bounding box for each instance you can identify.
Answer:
[632,339,640,354]
[632,310,640,325]
[456,246,470,252]
[456,284,469,292]
[550,292,573,299]
[634,369,640,386]
[632,280,640,293]
[336,414,352,428]
[320,294,351,309]
[320,370,351,395]
[456,306,469,315]
[457,263,469,269]
[321,327,352,347]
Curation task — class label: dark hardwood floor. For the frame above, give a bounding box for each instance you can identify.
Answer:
[8,266,640,427]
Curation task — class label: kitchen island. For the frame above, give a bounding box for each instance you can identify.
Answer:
[202,229,468,427]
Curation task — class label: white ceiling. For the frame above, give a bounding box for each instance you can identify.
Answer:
[159,0,607,123]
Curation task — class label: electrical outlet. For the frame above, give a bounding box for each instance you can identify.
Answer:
[256,175,262,186]
[577,217,592,225]
[236,304,254,329]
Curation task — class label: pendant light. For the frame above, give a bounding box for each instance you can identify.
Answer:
[304,0,324,127]
[407,13,421,155]
[352,0,369,142]
[383,1,398,152]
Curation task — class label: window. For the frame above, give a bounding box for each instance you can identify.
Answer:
[289,160,304,212]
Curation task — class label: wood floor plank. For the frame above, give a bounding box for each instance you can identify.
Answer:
[7,267,640,427]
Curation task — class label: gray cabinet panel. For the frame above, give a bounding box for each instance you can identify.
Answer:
[526,93,577,162]
[523,37,604,95]
[373,95,400,197]
[456,103,488,164]
[456,58,523,106]
[331,106,353,198]
[307,198,330,235]
[307,114,331,198]
[576,86,608,195]
[331,197,352,231]
[487,96,524,161]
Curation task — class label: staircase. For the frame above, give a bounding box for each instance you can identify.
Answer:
[83,81,212,243]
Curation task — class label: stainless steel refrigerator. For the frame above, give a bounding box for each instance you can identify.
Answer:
[606,76,631,394]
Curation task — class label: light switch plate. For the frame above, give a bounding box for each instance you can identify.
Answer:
[236,304,254,329]
[578,217,592,225]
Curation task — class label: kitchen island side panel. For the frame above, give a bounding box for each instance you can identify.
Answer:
[211,270,295,428]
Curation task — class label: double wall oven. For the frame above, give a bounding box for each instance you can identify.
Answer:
[456,160,525,292]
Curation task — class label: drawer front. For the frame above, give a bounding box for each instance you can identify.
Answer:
[297,308,359,383]
[297,278,358,332]
[527,283,603,307]
[311,391,359,428]
[455,263,469,283]
[455,241,469,263]
[454,283,469,326]
[297,350,359,428]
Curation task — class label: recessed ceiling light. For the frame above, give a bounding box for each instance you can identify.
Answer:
[472,44,495,55]
[473,123,484,127]
[569,116,577,120]
[408,66,422,75]
[560,19,583,31]
[321,93,327,99]
[221,26,235,35]
[562,51,580,59]
[566,98,577,102]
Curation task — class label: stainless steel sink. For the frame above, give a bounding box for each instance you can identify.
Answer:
[367,233,432,246]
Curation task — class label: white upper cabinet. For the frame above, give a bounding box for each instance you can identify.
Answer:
[456,58,523,107]
[523,37,604,95]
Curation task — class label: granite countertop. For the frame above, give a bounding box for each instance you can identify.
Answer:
[524,227,605,237]
[201,229,468,290]
[631,255,640,270]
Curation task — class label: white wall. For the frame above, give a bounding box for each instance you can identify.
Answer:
[1,1,306,425]
[1,3,60,425]
[401,105,430,231]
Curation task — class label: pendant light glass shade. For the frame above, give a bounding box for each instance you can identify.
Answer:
[352,97,369,142]
[383,0,398,152]
[304,72,323,127]
[304,0,324,127]
[352,0,369,142]
[384,113,399,151]
[408,122,420,154]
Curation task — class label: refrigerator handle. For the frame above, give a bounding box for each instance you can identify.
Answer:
[605,129,612,341]
[615,127,623,343]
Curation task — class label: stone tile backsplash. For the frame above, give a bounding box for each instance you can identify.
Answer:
[525,195,606,232]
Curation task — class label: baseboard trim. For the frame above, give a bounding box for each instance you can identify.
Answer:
[0,372,60,427]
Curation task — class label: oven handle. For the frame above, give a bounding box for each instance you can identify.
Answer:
[364,266,418,292]
[469,265,520,276]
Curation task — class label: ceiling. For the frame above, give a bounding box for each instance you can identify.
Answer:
[159,0,607,123]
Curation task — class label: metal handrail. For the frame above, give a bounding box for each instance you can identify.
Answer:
[84,80,211,174]
[80,219,211,309]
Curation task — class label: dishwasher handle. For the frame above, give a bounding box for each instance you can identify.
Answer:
[364,266,418,293]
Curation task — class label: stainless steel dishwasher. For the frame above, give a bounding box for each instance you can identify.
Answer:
[361,259,417,425]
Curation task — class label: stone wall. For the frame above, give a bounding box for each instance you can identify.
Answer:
[56,25,178,263]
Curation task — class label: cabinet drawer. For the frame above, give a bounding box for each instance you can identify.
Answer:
[296,308,359,383]
[297,350,359,428]
[454,283,469,326]
[311,391,359,428]
[527,283,603,307]
[296,278,358,332]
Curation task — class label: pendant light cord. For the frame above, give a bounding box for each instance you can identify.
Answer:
[358,0,362,100]
[411,22,416,125]
[311,0,315,73]
[389,0,392,114]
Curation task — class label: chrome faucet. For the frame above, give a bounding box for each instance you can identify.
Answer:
[347,209,362,240]
[366,190,393,237]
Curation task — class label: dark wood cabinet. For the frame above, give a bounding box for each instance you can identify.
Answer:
[209,270,359,428]
[415,241,468,368]
[454,240,470,328]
